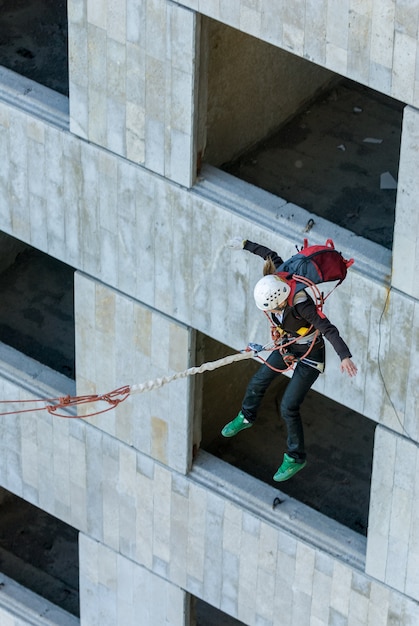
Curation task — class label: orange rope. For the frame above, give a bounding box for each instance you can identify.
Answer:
[255,329,320,373]
[0,386,131,418]
[46,386,131,418]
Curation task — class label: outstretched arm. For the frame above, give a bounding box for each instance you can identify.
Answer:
[227,237,284,267]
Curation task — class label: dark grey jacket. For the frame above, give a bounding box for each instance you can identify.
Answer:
[244,240,352,360]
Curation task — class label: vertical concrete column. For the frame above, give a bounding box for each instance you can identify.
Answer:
[366,426,419,601]
[79,534,191,626]
[68,0,198,187]
[392,106,419,299]
[74,273,193,474]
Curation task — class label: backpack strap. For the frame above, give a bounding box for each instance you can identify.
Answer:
[289,273,327,318]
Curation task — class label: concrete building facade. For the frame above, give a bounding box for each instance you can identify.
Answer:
[0,1,418,624]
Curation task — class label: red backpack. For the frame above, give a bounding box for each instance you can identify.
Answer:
[276,238,354,313]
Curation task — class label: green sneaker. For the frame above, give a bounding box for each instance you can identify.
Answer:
[221,411,253,438]
[273,453,306,482]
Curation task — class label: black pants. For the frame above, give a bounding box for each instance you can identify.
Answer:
[241,342,325,462]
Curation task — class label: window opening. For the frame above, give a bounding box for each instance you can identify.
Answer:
[0,0,68,96]
[197,333,375,536]
[0,233,75,378]
[193,597,245,625]
[201,18,404,250]
[0,487,79,616]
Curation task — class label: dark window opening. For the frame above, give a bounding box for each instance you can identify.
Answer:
[0,488,79,616]
[197,333,376,536]
[194,597,245,626]
[0,233,75,379]
[0,0,68,96]
[201,18,404,250]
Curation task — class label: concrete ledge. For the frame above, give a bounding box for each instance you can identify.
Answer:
[0,572,78,626]
[194,164,392,285]
[191,449,366,571]
[0,342,76,412]
[0,66,69,131]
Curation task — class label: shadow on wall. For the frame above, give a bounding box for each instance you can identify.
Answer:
[195,598,246,625]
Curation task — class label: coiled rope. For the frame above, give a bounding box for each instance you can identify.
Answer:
[129,350,256,395]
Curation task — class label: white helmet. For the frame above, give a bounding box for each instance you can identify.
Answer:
[253,275,291,310]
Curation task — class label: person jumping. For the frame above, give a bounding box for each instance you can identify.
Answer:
[221,237,358,482]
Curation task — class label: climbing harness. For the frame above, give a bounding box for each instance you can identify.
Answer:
[253,272,327,375]
[250,328,322,374]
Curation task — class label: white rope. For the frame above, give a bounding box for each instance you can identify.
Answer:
[129,350,257,395]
